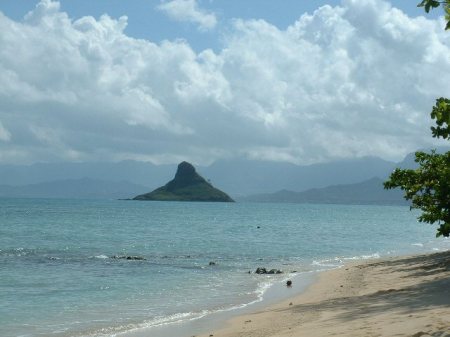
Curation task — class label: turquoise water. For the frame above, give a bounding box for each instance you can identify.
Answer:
[0,198,448,337]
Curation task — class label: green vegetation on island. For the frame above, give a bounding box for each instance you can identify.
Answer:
[133,161,234,202]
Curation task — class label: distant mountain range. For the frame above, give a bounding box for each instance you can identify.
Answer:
[200,156,396,197]
[0,178,148,200]
[0,156,397,198]
[0,148,447,202]
[238,177,408,205]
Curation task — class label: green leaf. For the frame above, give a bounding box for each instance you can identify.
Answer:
[418,0,444,13]
[417,0,427,7]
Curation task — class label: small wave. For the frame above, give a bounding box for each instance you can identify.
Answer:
[253,280,273,301]
[312,253,381,269]
[93,255,109,259]
[77,275,282,337]
[0,247,36,257]
[411,243,424,247]
[312,258,343,268]
[79,311,211,337]
[341,253,380,261]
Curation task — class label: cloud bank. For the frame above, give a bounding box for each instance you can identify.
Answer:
[0,0,449,165]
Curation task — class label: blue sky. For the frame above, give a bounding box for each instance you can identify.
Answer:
[0,0,448,165]
[0,0,442,51]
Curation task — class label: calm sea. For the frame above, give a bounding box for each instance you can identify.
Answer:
[0,198,448,337]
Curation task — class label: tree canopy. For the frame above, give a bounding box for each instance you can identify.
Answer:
[384,99,450,237]
[384,3,450,237]
[417,0,450,29]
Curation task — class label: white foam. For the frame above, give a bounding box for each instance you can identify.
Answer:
[342,253,380,261]
[102,276,285,337]
[78,312,207,337]
[312,253,381,269]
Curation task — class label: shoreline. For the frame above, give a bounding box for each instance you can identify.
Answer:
[195,250,450,337]
[120,269,320,337]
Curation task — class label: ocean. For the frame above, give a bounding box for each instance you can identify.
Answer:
[0,198,448,337]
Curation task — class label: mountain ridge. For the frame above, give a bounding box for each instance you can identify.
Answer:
[1,149,448,200]
[0,178,148,200]
[239,177,408,205]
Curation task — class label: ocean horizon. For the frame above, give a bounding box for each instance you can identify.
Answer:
[1,198,448,337]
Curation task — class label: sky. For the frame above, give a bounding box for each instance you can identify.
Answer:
[0,0,449,166]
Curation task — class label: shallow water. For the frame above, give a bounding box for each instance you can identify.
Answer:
[0,198,448,337]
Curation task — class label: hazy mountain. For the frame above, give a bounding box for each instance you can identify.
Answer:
[394,146,450,170]
[0,178,149,200]
[199,156,396,197]
[0,161,175,189]
[239,177,408,205]
[3,150,448,199]
[0,156,396,198]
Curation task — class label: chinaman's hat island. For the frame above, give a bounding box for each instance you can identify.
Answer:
[132,161,234,202]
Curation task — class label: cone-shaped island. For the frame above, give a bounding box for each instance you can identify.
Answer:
[133,161,234,202]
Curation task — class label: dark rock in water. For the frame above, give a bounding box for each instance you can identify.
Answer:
[255,267,283,274]
[209,261,217,266]
[255,267,267,274]
[111,255,146,261]
[132,161,234,202]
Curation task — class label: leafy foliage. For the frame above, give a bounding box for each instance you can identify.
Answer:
[386,4,450,237]
[385,151,450,237]
[417,0,450,29]
[384,99,450,237]
[418,0,442,13]
[431,97,450,139]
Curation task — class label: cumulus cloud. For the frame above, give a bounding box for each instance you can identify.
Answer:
[0,0,449,165]
[157,0,217,31]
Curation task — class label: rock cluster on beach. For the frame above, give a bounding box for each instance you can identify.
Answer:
[133,161,234,202]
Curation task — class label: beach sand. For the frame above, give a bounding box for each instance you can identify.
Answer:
[198,250,450,337]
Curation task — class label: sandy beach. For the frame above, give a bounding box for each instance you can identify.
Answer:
[198,250,450,337]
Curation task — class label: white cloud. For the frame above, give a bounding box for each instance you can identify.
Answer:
[0,0,449,165]
[157,0,217,31]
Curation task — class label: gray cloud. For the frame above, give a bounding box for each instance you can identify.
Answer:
[0,0,449,165]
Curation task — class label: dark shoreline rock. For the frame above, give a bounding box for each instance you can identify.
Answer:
[255,267,283,274]
[111,255,146,261]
